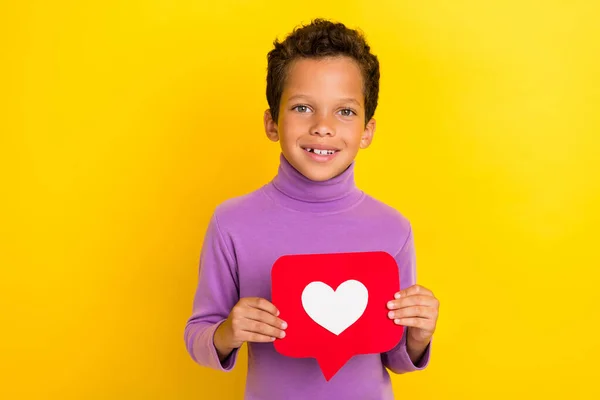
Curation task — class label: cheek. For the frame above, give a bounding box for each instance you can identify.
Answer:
[280,116,307,141]
[341,124,366,147]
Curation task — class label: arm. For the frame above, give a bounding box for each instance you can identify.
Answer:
[184,212,240,371]
[381,226,432,373]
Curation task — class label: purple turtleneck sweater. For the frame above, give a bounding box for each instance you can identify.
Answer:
[184,154,431,400]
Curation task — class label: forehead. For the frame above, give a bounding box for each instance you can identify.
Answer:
[282,56,364,103]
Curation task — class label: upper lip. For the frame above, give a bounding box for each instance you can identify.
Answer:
[301,144,340,151]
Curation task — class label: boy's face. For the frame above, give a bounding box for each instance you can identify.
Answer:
[264,56,376,182]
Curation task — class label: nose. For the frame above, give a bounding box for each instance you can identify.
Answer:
[310,113,336,137]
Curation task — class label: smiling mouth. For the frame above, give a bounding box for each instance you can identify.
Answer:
[302,148,339,156]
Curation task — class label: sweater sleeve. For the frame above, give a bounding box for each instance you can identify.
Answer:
[381,225,432,374]
[184,212,240,371]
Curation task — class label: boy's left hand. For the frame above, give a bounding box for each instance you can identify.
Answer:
[386,284,439,346]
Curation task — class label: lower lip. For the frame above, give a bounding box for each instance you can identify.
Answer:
[303,149,340,163]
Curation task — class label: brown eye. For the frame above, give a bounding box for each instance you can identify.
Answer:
[340,108,356,117]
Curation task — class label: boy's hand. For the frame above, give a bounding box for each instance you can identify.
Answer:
[386,285,439,359]
[214,297,287,360]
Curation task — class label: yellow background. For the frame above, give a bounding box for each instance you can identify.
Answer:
[2,1,599,399]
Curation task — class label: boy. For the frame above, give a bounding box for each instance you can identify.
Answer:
[184,18,439,400]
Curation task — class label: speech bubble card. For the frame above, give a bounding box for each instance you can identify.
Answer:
[271,251,403,381]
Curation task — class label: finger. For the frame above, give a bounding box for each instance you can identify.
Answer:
[394,285,434,299]
[246,297,280,316]
[387,295,439,310]
[388,305,437,320]
[241,319,286,339]
[245,307,288,330]
[393,317,434,330]
[242,331,279,343]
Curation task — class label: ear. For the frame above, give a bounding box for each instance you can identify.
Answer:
[264,109,279,142]
[359,118,376,149]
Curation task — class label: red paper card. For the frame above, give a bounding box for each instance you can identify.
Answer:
[271,251,403,381]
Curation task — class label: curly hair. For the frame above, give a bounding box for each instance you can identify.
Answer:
[266,18,380,126]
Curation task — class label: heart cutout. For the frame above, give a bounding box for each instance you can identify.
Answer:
[301,279,368,335]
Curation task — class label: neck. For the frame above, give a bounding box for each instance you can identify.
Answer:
[266,153,364,213]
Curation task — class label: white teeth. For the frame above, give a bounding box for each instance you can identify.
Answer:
[314,149,335,155]
[304,147,336,155]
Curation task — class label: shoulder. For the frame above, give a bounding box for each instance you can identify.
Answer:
[357,192,413,247]
[211,185,271,232]
[361,193,411,228]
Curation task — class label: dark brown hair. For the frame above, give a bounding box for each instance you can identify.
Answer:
[266,18,380,126]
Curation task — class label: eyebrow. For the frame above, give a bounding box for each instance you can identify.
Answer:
[287,94,363,108]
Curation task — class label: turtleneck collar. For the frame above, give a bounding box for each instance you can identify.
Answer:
[264,153,364,213]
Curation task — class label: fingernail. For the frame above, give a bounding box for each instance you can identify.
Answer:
[388,311,394,319]
[281,321,288,329]
[276,310,280,316]
[387,301,393,309]
[271,337,276,341]
[280,331,286,338]
[395,293,401,299]
[394,319,400,324]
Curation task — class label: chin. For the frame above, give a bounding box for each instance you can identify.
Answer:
[283,149,353,182]
[296,161,349,182]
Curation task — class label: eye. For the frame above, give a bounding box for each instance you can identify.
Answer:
[292,105,311,113]
[339,108,356,117]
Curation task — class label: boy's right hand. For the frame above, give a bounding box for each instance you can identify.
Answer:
[214,297,287,360]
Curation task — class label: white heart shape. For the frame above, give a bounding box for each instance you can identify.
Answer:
[301,280,368,336]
